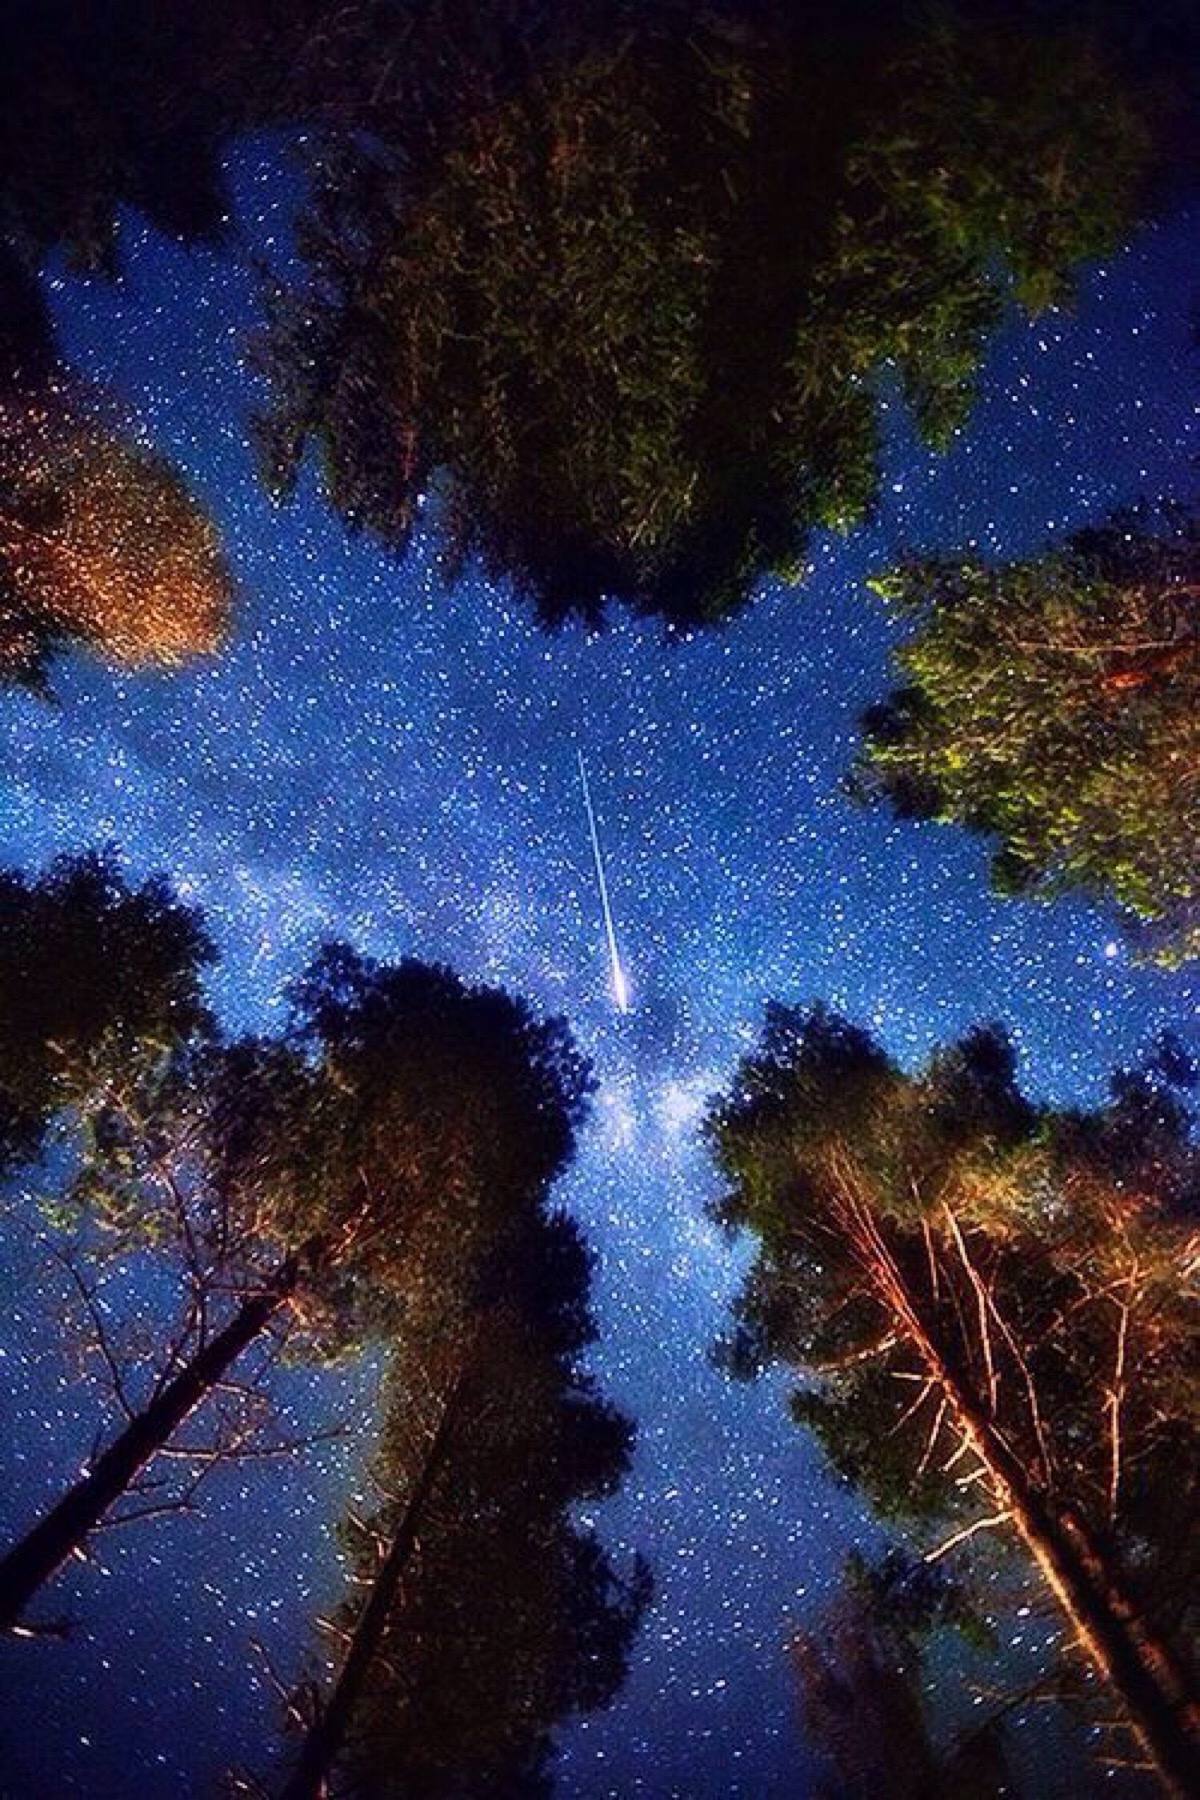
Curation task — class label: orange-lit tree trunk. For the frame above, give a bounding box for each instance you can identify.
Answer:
[909,1308,1199,1798]
[0,1255,300,1631]
[837,1189,1200,1799]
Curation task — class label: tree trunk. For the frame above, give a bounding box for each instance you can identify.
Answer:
[906,1303,1200,1799]
[278,1369,466,1800]
[0,1255,300,1631]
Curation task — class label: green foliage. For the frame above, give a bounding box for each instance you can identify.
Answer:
[707,1002,1031,1253]
[257,3,1151,627]
[855,505,1200,962]
[707,1002,1200,1697]
[0,2,1163,635]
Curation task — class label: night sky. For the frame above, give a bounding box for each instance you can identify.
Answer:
[0,145,1196,1798]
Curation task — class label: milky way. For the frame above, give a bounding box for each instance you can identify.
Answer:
[0,150,1195,1797]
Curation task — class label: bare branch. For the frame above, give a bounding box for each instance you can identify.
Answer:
[248,1637,315,1735]
[915,1395,949,1478]
[1107,1276,1135,1525]
[943,1205,998,1416]
[924,1509,1012,1564]
[47,1244,135,1421]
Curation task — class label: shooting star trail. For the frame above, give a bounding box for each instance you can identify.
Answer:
[577,748,631,1014]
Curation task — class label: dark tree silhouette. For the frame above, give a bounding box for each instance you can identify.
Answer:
[794,1552,1010,1800]
[0,849,213,1172]
[0,0,572,377]
[273,1211,648,1800]
[0,943,592,1630]
[256,1,1153,627]
[0,2,1182,647]
[707,1007,1200,1796]
[0,2,242,285]
[854,505,1200,964]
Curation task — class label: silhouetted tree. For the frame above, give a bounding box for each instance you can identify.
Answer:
[0,0,345,374]
[0,849,213,1172]
[794,1552,1010,1800]
[0,943,591,1630]
[0,0,570,376]
[257,2,1151,626]
[0,2,1178,641]
[707,1006,1200,1796]
[274,1211,648,1800]
[854,505,1200,963]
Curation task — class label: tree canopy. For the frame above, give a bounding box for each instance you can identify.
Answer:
[0,383,232,687]
[256,1,1152,627]
[209,944,593,1330]
[854,505,1200,963]
[0,896,598,1630]
[0,849,213,1173]
[0,0,1177,646]
[707,1003,1200,1791]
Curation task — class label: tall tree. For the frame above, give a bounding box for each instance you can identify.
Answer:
[707,1007,1200,1796]
[0,944,591,1629]
[273,1210,649,1800]
[256,2,1152,627]
[854,505,1200,964]
[0,849,213,1172]
[0,382,233,688]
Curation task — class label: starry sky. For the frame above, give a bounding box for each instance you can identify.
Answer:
[0,144,1196,1798]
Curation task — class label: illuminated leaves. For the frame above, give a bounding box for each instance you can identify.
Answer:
[0,384,232,686]
[856,507,1200,961]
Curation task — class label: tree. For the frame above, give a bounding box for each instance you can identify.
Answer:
[0,943,592,1629]
[793,1552,1010,1800]
[0,848,213,1172]
[707,1006,1200,1796]
[270,1211,648,1800]
[0,382,233,688]
[256,2,1152,627]
[854,506,1200,963]
[0,0,325,376]
[0,0,558,377]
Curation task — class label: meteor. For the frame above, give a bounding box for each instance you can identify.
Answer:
[577,748,631,1014]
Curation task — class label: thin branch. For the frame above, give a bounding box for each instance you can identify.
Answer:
[48,1245,135,1421]
[93,1495,202,1532]
[924,1509,1011,1564]
[986,1283,1053,1486]
[943,1205,998,1416]
[810,1331,898,1374]
[248,1637,314,1736]
[1107,1282,1133,1525]
[915,1395,949,1478]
